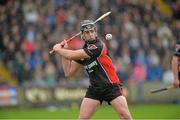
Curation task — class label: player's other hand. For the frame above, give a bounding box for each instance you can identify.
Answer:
[173,79,180,88]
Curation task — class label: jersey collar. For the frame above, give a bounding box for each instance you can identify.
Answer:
[85,39,98,44]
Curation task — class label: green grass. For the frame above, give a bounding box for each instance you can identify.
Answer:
[0,104,180,119]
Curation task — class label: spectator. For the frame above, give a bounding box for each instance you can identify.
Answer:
[44,60,56,87]
[147,49,163,81]
[0,0,178,87]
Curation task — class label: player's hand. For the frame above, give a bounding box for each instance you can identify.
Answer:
[52,40,69,51]
[173,79,180,88]
[59,39,68,48]
[52,43,62,52]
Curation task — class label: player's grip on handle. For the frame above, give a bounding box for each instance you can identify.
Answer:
[49,32,80,54]
[49,39,68,54]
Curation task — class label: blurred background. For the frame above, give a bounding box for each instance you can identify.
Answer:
[0,0,180,119]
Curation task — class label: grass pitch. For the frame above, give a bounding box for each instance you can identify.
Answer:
[0,104,180,119]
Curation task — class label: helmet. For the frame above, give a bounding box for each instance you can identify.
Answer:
[80,20,96,32]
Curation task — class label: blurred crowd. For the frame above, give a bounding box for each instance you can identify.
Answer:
[0,0,179,87]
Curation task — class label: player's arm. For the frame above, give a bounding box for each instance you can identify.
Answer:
[171,55,180,87]
[61,56,83,77]
[56,48,90,60]
[52,40,89,77]
[172,42,180,87]
[52,41,90,60]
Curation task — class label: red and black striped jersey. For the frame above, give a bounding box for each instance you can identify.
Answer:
[76,39,122,87]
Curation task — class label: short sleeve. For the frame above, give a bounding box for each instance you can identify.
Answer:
[83,43,103,58]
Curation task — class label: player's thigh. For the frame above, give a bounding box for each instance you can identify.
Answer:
[110,96,130,113]
[79,98,100,118]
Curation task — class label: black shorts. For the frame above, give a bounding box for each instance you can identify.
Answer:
[85,84,125,105]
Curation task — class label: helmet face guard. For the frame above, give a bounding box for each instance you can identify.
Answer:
[80,20,96,32]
